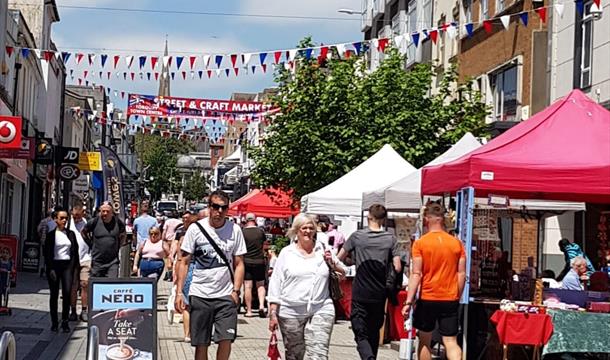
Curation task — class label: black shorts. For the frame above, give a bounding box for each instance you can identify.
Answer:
[244,264,266,282]
[413,299,459,337]
[189,295,238,346]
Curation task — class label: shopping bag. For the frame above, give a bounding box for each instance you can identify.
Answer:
[267,331,281,360]
[166,285,176,324]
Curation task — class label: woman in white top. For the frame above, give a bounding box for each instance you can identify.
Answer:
[267,214,344,360]
[43,208,79,333]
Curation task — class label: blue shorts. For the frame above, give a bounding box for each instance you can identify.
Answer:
[140,259,164,279]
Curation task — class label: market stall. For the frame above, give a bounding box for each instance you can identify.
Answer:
[420,89,610,359]
[228,187,299,218]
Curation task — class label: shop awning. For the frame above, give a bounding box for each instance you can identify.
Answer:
[421,90,610,203]
[228,188,299,218]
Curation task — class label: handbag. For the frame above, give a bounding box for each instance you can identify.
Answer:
[386,250,402,305]
[267,331,282,360]
[319,242,343,301]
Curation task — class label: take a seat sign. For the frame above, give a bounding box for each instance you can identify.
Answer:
[0,116,22,149]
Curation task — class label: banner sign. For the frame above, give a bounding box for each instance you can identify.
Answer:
[89,278,157,360]
[0,235,18,285]
[100,146,125,222]
[79,151,102,171]
[0,116,22,149]
[0,137,34,159]
[21,240,40,272]
[456,187,475,304]
[56,146,80,164]
[127,94,278,118]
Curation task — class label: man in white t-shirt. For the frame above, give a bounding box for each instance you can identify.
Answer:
[175,190,246,360]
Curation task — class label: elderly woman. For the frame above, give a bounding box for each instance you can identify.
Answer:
[133,226,170,281]
[267,214,344,360]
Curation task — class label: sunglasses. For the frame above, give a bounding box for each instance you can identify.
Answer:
[210,203,229,211]
[58,216,68,220]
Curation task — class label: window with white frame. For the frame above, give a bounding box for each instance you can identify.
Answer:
[490,64,518,121]
[496,0,505,13]
[463,0,473,23]
[407,0,417,64]
[481,0,489,20]
[423,0,433,28]
[576,1,594,89]
[392,13,401,36]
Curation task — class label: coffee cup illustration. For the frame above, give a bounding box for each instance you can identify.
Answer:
[105,342,139,360]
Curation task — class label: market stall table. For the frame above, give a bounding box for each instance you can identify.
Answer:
[543,309,610,356]
[491,310,554,360]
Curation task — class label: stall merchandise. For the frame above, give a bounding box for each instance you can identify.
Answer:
[228,187,299,218]
[301,144,415,216]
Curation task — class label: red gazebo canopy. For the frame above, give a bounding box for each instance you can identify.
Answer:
[228,188,300,218]
[421,90,610,203]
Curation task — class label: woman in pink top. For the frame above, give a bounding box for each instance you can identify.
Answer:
[133,227,170,280]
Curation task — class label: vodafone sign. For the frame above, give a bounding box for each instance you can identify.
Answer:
[0,116,21,149]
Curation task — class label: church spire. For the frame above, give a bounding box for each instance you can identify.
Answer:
[158,36,171,97]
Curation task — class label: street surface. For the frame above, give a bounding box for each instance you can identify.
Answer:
[0,272,399,359]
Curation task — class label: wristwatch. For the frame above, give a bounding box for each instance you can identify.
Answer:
[232,289,241,296]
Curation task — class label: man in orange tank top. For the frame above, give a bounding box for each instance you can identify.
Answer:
[402,203,466,360]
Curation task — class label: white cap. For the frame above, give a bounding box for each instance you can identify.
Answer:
[245,213,256,221]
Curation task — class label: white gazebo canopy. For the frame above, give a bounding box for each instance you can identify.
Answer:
[362,133,481,210]
[301,144,416,216]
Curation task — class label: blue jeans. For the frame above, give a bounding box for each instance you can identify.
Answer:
[140,259,164,279]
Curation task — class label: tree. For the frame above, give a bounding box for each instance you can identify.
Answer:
[250,44,488,199]
[134,134,194,200]
[183,173,209,202]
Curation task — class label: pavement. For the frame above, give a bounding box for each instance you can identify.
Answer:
[0,272,400,359]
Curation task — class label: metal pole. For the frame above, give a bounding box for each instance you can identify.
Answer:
[0,331,16,360]
[86,325,99,360]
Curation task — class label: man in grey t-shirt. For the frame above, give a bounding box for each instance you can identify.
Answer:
[338,204,401,360]
[82,203,127,278]
[175,190,246,360]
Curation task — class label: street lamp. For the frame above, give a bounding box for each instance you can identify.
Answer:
[337,8,365,15]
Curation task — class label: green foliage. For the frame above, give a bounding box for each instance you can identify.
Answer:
[183,173,209,202]
[250,44,489,200]
[134,134,194,200]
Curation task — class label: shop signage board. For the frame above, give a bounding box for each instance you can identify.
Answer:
[21,240,40,272]
[89,278,157,360]
[0,235,18,286]
[455,187,475,305]
[58,164,81,181]
[79,151,102,171]
[0,116,22,149]
[0,137,34,159]
[72,174,89,193]
[35,138,54,164]
[56,146,80,164]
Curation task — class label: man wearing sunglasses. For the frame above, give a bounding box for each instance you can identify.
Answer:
[175,190,246,360]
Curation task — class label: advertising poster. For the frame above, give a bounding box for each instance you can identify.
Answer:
[20,241,40,272]
[0,235,18,286]
[89,279,157,360]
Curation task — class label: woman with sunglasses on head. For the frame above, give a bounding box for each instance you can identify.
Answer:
[44,208,79,333]
[133,226,170,281]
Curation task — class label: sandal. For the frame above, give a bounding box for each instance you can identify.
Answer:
[244,313,256,317]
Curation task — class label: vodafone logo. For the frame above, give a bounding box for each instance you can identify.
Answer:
[0,121,16,144]
[0,116,21,149]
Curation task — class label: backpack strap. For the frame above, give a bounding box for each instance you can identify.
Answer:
[194,222,234,283]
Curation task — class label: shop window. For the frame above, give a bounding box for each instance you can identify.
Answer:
[481,0,489,20]
[490,64,518,122]
[423,0,433,28]
[463,0,473,23]
[391,13,402,36]
[574,1,594,89]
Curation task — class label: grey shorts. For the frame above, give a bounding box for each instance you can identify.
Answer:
[189,295,238,347]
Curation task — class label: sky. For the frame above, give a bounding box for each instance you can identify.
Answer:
[53,0,364,111]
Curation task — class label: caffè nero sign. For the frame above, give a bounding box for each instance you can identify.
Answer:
[89,279,157,360]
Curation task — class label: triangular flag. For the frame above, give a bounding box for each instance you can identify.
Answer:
[33,49,42,60]
[154,72,159,81]
[336,44,346,57]
[500,15,510,30]
[176,56,184,70]
[258,53,267,65]
[535,7,546,23]
[113,55,120,68]
[593,0,600,8]
[99,71,102,79]
[242,53,252,66]
[519,12,529,26]
[162,55,170,68]
[215,55,223,68]
[203,55,211,68]
[78,78,82,86]
[198,70,203,79]
[447,23,457,39]
[107,72,111,79]
[575,0,584,15]
[288,49,298,61]
[189,56,197,69]
[88,53,96,65]
[75,53,83,64]
[139,56,146,69]
[150,56,158,70]
[234,67,239,76]
[225,68,230,77]
[304,48,313,60]
[394,35,404,48]
[483,20,493,33]
[230,54,238,67]
[126,55,134,68]
[147,72,151,80]
[251,65,256,74]
[70,69,74,77]
[5,46,13,57]
[101,54,108,68]
[376,39,388,52]
[554,3,565,17]
[43,51,54,61]
[121,92,125,99]
[320,46,329,59]
[429,30,438,44]
[130,72,135,81]
[61,52,71,63]
[411,33,420,47]
[83,70,88,78]
[181,71,186,80]
[261,64,267,73]
[465,23,474,37]
[274,51,282,64]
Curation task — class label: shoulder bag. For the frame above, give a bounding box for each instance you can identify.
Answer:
[193,222,234,283]
[319,242,343,301]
